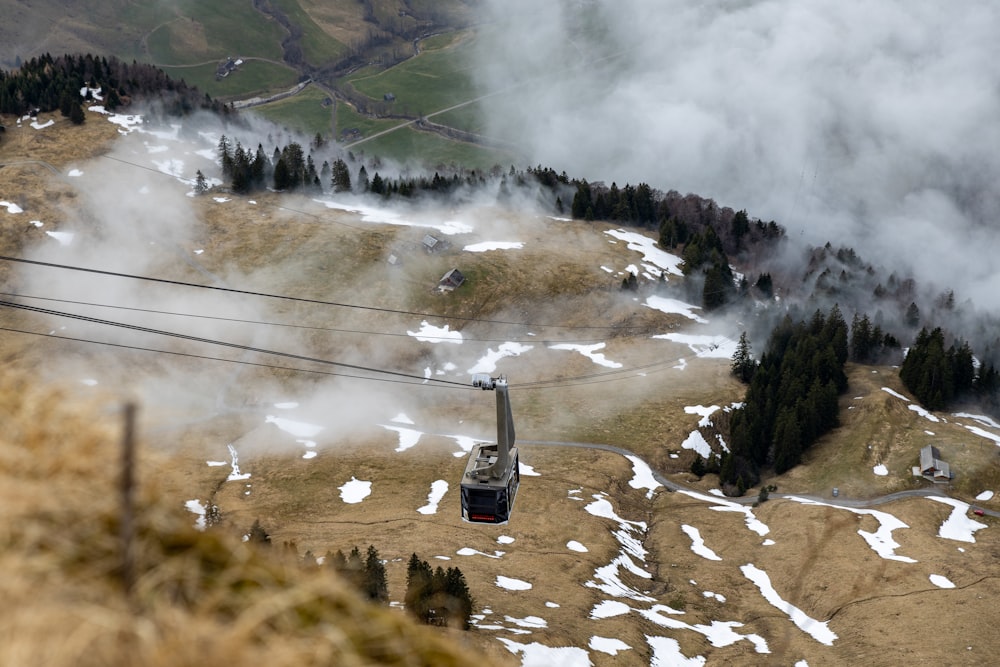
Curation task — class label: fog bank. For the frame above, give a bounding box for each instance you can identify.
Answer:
[472,0,1000,309]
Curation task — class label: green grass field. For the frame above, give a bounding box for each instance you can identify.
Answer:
[333,101,515,169]
[159,60,300,101]
[270,0,349,65]
[145,0,286,65]
[334,102,402,138]
[357,127,515,171]
[252,86,334,138]
[428,103,489,135]
[345,31,479,117]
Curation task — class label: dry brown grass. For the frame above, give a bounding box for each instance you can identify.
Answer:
[775,364,1000,504]
[0,369,496,667]
[3,121,1000,666]
[0,110,120,284]
[1,110,120,167]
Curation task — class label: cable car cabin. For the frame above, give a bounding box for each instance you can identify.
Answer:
[461,374,520,524]
[461,444,520,524]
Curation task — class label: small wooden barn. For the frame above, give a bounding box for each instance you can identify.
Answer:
[438,268,465,290]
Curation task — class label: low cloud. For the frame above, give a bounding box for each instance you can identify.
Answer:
[471,0,1000,308]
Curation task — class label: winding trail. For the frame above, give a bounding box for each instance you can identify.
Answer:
[520,439,1000,517]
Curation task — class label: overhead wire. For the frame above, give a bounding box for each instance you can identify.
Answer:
[0,325,458,388]
[0,254,662,333]
[516,355,690,389]
[0,299,694,391]
[0,291,617,345]
[4,149,720,391]
[0,299,467,387]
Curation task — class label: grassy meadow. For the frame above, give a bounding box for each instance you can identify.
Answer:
[249,85,334,137]
[344,31,480,117]
[144,1,286,65]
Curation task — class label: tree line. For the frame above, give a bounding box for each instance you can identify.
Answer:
[0,52,229,119]
[900,327,999,412]
[404,554,474,630]
[703,306,849,493]
[246,520,474,630]
[215,135,535,201]
[711,305,1000,494]
[210,140,788,314]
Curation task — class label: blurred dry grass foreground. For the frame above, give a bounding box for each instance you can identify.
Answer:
[0,369,488,667]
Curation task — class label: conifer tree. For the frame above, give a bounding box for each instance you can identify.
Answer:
[326,549,347,572]
[345,546,365,591]
[731,331,756,383]
[690,454,707,477]
[218,135,233,178]
[332,158,352,192]
[204,502,221,526]
[405,553,433,622]
[731,209,750,245]
[247,519,270,545]
[702,263,732,310]
[850,313,873,362]
[364,545,388,603]
[571,180,591,219]
[754,273,773,298]
[252,144,268,187]
[273,157,291,191]
[444,567,474,630]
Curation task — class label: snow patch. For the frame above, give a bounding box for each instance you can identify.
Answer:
[681,525,723,561]
[339,477,372,504]
[645,296,708,323]
[265,415,323,438]
[496,576,532,590]
[464,241,523,252]
[624,454,661,498]
[417,480,448,515]
[928,496,988,543]
[787,496,916,562]
[681,430,712,458]
[654,332,737,357]
[590,636,632,656]
[548,342,622,368]
[407,321,463,344]
[741,564,837,645]
[467,342,533,374]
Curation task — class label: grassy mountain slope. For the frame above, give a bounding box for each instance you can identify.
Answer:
[2,111,999,665]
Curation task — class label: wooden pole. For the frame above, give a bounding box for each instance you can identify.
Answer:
[121,402,137,597]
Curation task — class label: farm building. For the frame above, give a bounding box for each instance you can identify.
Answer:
[913,445,951,483]
[438,268,465,291]
[422,234,449,254]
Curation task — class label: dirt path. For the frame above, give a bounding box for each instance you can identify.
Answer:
[522,439,1000,516]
